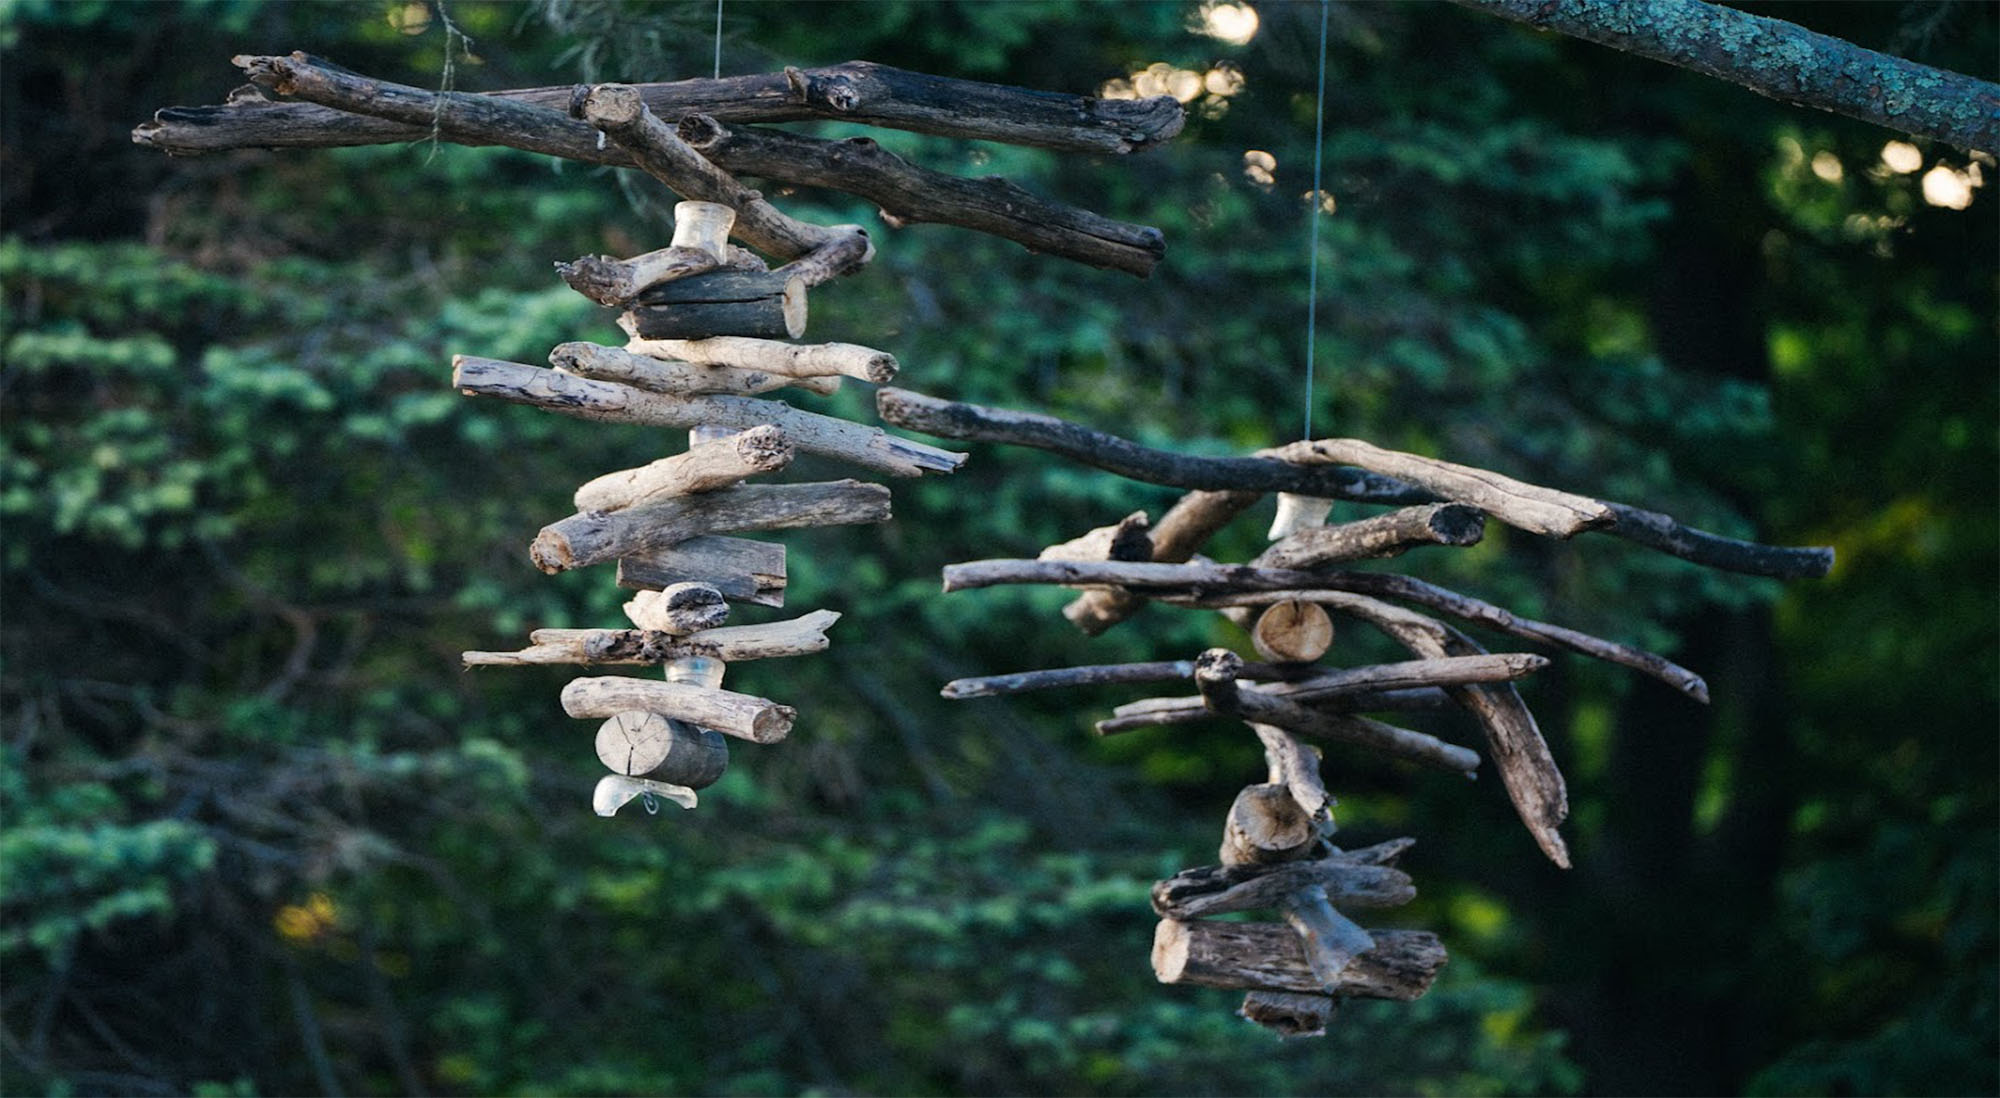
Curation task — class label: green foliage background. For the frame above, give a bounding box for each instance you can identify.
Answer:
[1,1,1993,1095]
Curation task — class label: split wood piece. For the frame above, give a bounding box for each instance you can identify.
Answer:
[1239,991,1334,1038]
[626,336,898,385]
[1317,592,1572,869]
[937,657,1312,700]
[1254,503,1487,570]
[623,582,729,635]
[1284,884,1379,990]
[1095,687,1453,735]
[940,558,1705,701]
[532,480,891,574]
[557,200,756,305]
[1221,783,1319,867]
[142,60,1183,159]
[1252,722,1332,824]
[573,424,794,514]
[678,114,1167,277]
[1196,649,1482,775]
[623,270,808,340]
[452,357,963,478]
[617,536,786,607]
[1259,438,1611,539]
[1252,600,1334,664]
[594,711,730,788]
[562,676,794,744]
[461,609,839,667]
[1094,653,1548,735]
[1065,489,1261,635]
[553,342,838,399]
[1152,854,1417,919]
[1039,511,1153,563]
[878,388,1833,578]
[1268,493,1335,541]
[1153,921,1447,1000]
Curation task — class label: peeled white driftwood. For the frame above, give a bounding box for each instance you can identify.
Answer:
[533,480,891,574]
[594,711,730,788]
[463,609,841,667]
[453,356,962,478]
[561,676,795,744]
[1152,920,1446,999]
[617,535,786,606]
[623,582,729,635]
[1039,511,1153,563]
[554,342,839,398]
[593,774,699,816]
[1251,600,1334,663]
[573,426,794,513]
[625,335,898,384]
[1267,493,1335,540]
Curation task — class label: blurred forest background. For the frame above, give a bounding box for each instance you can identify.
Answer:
[2,1,1994,1094]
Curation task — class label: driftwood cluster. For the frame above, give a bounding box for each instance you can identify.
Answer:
[885,387,1831,1035]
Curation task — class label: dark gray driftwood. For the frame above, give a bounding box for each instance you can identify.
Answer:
[1152,921,1447,999]
[1251,722,1332,824]
[555,243,763,307]
[937,658,1310,700]
[1239,991,1334,1037]
[1254,503,1486,570]
[532,480,891,574]
[617,535,787,607]
[1094,687,1452,735]
[879,387,1833,578]
[624,270,808,340]
[1152,854,1417,919]
[1197,649,1482,775]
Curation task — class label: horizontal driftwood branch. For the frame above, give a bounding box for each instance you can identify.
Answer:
[616,535,786,606]
[554,343,840,399]
[1254,503,1486,570]
[1153,854,1417,919]
[1197,650,1482,775]
[880,388,1833,578]
[561,675,794,743]
[1094,687,1451,735]
[453,356,963,478]
[1152,920,1446,1000]
[572,424,794,513]
[1239,991,1334,1038]
[938,657,1311,700]
[462,609,839,666]
[626,336,897,384]
[1259,438,1611,539]
[1094,653,1547,734]
[1039,510,1153,563]
[532,480,891,574]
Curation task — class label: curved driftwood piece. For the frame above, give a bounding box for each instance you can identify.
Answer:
[1239,991,1334,1038]
[880,388,1832,577]
[1065,489,1261,635]
[1283,884,1379,990]
[1095,653,1547,735]
[465,609,841,666]
[937,657,1310,700]
[1152,921,1446,1000]
[556,246,724,306]
[453,357,963,477]
[558,341,839,398]
[594,711,730,788]
[572,424,794,513]
[531,480,891,574]
[1253,723,1332,823]
[1039,510,1153,563]
[679,114,1167,277]
[616,536,786,606]
[1220,783,1319,867]
[1259,438,1612,539]
[1251,600,1334,664]
[1254,503,1487,570]
[1153,856,1415,919]
[626,336,897,384]
[1094,687,1452,735]
[561,676,795,743]
[623,582,730,635]
[1197,649,1481,775]
[138,60,1183,158]
[622,270,810,340]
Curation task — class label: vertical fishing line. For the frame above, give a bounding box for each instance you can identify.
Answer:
[714,0,724,80]
[1303,0,1330,441]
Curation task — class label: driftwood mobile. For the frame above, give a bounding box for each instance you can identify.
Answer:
[138,51,1829,1038]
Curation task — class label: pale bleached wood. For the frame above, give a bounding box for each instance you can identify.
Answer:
[555,201,756,306]
[1253,722,1331,824]
[594,711,729,789]
[553,342,838,399]
[465,609,840,667]
[617,535,786,606]
[561,676,794,744]
[1197,649,1481,775]
[1283,884,1378,990]
[1259,437,1612,539]
[626,335,898,384]
[1039,510,1153,563]
[1254,503,1487,570]
[1152,921,1446,1000]
[623,270,808,340]
[774,226,876,289]
[1251,600,1334,664]
[1064,489,1261,635]
[453,357,963,477]
[622,582,729,635]
[572,424,794,514]
[1267,493,1335,540]
[532,480,891,574]
[1220,783,1318,867]
[1094,687,1452,735]
[1238,991,1334,1037]
[1151,855,1416,919]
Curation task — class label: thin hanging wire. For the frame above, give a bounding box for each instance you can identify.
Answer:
[1303,0,1330,441]
[713,0,724,79]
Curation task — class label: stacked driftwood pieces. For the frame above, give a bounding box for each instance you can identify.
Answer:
[881,386,1833,1035]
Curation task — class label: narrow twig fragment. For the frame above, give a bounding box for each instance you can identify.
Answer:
[1197,649,1481,775]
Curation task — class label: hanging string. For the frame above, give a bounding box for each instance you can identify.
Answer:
[1302,0,1330,441]
[713,0,724,80]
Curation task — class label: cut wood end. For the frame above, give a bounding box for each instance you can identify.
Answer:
[735,424,794,469]
[579,83,646,126]
[1151,919,1192,984]
[529,532,574,575]
[1251,600,1334,664]
[779,277,808,339]
[751,704,798,744]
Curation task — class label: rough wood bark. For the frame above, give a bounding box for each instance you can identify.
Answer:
[1039,510,1154,563]
[1254,503,1486,570]
[561,676,794,743]
[453,357,964,477]
[1453,0,2000,152]
[462,609,840,666]
[1197,649,1481,775]
[622,582,729,635]
[1152,856,1416,919]
[572,425,794,513]
[880,388,1832,578]
[1239,991,1334,1037]
[532,480,891,574]
[557,199,749,306]
[1252,722,1332,823]
[1220,784,1319,867]
[616,535,786,607]
[554,342,837,399]
[623,270,808,340]
[626,335,898,384]
[1094,687,1452,735]
[1152,921,1446,1000]
[1064,489,1261,635]
[678,114,1167,277]
[1095,654,1548,734]
[937,657,1310,700]
[137,60,1184,158]
[1251,600,1335,664]
[594,711,730,788]
[1267,493,1335,540]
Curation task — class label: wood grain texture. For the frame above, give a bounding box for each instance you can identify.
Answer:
[1152,855,1417,919]
[626,335,897,384]
[532,480,891,574]
[571,424,794,513]
[616,536,786,606]
[1152,920,1446,999]
[561,676,795,743]
[464,609,840,667]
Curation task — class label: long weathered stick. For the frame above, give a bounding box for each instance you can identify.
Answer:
[1094,653,1548,734]
[532,480,891,574]
[1258,438,1611,538]
[1452,0,2000,153]
[553,342,839,399]
[1094,687,1452,735]
[453,356,963,478]
[561,676,794,744]
[464,609,839,666]
[938,657,1314,700]
[881,388,1833,578]
[1152,921,1446,1000]
[1196,650,1482,775]
[572,424,794,513]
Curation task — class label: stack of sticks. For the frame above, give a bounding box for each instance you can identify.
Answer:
[890,386,1832,1033]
